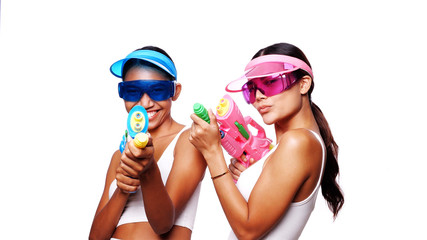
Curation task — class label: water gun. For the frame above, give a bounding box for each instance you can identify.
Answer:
[193,94,274,168]
[120,105,149,153]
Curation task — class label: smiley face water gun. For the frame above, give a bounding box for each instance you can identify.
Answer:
[120,105,149,153]
[194,94,274,168]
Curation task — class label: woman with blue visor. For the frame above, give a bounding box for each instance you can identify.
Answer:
[189,43,344,239]
[90,46,206,239]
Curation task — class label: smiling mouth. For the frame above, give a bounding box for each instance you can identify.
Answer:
[147,110,159,120]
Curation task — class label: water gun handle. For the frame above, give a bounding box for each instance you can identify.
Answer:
[219,130,247,164]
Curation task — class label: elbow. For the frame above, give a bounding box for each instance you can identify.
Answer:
[88,232,103,240]
[152,222,174,236]
[89,226,112,240]
[88,228,98,240]
[150,215,175,235]
[88,234,97,240]
[234,232,258,240]
[233,226,264,240]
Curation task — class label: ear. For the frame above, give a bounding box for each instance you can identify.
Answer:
[172,82,182,101]
[299,76,312,95]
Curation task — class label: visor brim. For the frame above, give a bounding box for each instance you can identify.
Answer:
[110,50,177,79]
[226,65,298,92]
[225,54,313,93]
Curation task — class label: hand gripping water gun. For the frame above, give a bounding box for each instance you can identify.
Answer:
[194,94,274,168]
[120,105,149,153]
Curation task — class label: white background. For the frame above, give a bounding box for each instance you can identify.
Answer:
[1,0,426,239]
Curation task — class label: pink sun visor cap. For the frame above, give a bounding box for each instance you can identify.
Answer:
[226,54,314,92]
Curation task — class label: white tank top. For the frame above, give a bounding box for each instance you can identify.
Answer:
[229,130,326,239]
[109,127,201,230]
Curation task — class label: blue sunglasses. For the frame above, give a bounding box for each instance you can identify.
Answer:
[118,80,176,102]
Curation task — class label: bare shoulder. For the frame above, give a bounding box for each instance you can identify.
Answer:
[268,128,323,168]
[277,129,321,152]
[174,128,206,166]
[110,149,122,169]
[105,149,122,182]
[101,149,122,189]
[174,128,194,150]
[112,149,122,160]
[177,128,191,141]
[94,149,122,214]
[168,128,206,187]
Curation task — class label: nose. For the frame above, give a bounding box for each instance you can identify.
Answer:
[255,88,266,102]
[138,93,154,108]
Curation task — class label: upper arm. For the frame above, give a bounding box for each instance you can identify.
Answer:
[94,150,121,216]
[165,129,207,214]
[243,130,320,236]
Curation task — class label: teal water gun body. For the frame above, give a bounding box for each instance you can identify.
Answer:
[120,105,149,153]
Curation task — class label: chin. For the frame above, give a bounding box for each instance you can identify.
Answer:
[147,121,159,131]
[261,115,275,125]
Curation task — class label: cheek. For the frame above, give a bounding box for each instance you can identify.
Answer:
[272,91,302,116]
[152,99,173,118]
[162,99,173,109]
[124,102,136,112]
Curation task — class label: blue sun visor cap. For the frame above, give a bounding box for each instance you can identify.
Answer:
[110,49,177,79]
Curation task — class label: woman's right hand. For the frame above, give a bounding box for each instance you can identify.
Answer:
[116,164,140,193]
[189,109,222,159]
[228,156,254,181]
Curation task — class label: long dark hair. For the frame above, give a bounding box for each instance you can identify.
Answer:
[253,43,344,219]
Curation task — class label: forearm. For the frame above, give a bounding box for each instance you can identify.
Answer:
[89,189,129,240]
[140,162,175,235]
[205,151,260,239]
[189,110,266,238]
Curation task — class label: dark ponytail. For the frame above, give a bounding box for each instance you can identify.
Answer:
[254,43,344,219]
[311,102,344,219]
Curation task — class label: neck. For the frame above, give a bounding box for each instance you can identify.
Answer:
[274,100,318,143]
[149,115,183,140]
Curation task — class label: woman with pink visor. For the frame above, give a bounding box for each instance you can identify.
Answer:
[90,46,206,240]
[189,42,344,239]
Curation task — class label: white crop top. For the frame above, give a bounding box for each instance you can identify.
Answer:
[109,127,201,230]
[229,130,326,240]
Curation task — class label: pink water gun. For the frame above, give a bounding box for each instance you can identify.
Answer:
[214,94,274,168]
[193,94,274,168]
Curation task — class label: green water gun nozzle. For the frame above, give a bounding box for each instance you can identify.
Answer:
[193,103,210,124]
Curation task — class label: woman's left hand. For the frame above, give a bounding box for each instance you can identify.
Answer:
[189,109,222,158]
[228,156,254,181]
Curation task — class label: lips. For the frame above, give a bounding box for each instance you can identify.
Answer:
[258,105,271,114]
[147,110,159,120]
